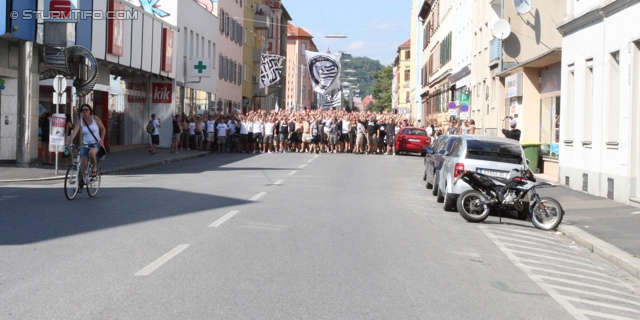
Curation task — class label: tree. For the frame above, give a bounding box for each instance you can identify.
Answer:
[370,65,393,113]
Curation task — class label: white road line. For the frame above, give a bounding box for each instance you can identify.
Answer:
[525,265,626,287]
[307,159,314,163]
[490,229,562,246]
[298,164,308,168]
[503,243,592,262]
[507,249,601,269]
[490,226,557,239]
[135,244,190,276]
[250,192,266,201]
[209,211,239,228]
[537,275,640,298]
[631,212,640,215]
[564,296,640,314]
[273,180,284,186]
[288,171,297,176]
[520,258,609,278]
[314,155,319,159]
[580,309,639,320]
[549,285,640,307]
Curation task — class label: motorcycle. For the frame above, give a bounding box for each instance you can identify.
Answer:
[453,167,564,230]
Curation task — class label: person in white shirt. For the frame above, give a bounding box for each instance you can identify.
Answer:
[226,117,237,152]
[188,117,196,151]
[252,115,264,153]
[263,117,276,153]
[216,117,229,153]
[239,115,249,153]
[341,116,351,153]
[206,115,216,151]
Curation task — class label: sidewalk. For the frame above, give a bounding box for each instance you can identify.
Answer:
[1,149,640,280]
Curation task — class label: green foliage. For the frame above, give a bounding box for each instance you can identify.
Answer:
[370,65,393,112]
[340,55,383,97]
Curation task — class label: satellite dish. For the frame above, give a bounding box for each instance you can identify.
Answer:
[514,0,532,15]
[492,19,511,40]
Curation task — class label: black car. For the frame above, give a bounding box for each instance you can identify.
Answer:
[423,135,458,196]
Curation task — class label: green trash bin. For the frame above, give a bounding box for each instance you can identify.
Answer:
[521,142,541,173]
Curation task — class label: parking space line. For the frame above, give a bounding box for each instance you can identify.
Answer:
[135,244,190,276]
[250,192,266,201]
[273,180,284,186]
[209,211,239,228]
[298,164,308,168]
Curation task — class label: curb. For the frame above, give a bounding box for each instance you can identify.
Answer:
[0,152,209,183]
[558,224,640,280]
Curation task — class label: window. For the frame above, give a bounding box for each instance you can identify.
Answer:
[565,64,575,142]
[404,69,410,82]
[301,43,306,53]
[405,50,410,60]
[607,51,620,142]
[583,59,594,143]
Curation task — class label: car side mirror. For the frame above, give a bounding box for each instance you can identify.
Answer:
[426,148,434,154]
[526,159,530,165]
[438,150,446,155]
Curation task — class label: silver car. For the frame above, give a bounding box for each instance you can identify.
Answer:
[436,135,528,211]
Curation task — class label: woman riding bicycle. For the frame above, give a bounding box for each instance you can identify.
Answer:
[65,104,106,178]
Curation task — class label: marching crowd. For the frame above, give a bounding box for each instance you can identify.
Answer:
[162,109,440,156]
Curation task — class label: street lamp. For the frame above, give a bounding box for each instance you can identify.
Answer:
[326,33,347,38]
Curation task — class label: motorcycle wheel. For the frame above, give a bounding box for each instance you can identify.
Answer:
[530,197,564,230]
[457,190,491,223]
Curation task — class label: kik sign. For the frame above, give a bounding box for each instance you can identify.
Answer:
[152,83,172,103]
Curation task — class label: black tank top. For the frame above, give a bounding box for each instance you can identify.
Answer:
[279,122,289,134]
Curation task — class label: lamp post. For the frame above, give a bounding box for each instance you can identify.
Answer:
[298,64,306,111]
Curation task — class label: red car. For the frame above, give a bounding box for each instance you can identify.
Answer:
[395,127,430,156]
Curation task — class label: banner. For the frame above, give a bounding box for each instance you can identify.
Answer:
[305,51,341,94]
[260,54,285,88]
[323,91,342,108]
[49,114,66,152]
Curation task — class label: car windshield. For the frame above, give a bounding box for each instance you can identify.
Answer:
[402,128,426,136]
[465,140,523,164]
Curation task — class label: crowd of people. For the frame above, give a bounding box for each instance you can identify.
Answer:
[165,109,435,156]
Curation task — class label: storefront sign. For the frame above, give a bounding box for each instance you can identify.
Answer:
[107,0,125,56]
[152,83,172,103]
[126,82,147,102]
[505,73,523,98]
[190,58,210,77]
[162,28,174,72]
[44,0,79,22]
[459,92,469,106]
[49,114,66,152]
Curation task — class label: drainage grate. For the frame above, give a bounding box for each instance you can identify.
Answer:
[582,173,588,192]
[607,178,614,199]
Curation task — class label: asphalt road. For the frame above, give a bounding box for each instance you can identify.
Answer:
[2,152,640,319]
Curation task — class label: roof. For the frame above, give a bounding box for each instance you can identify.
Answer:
[287,23,313,38]
[399,39,411,48]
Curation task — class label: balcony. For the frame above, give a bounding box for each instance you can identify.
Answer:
[489,38,501,65]
[254,14,269,30]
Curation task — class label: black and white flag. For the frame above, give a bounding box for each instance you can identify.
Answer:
[323,92,342,108]
[305,51,341,94]
[260,54,285,89]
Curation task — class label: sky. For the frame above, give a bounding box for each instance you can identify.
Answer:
[283,0,412,66]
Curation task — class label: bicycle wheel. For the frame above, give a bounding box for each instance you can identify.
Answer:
[64,165,80,200]
[87,164,101,197]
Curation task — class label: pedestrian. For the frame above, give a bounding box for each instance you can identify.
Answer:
[206,114,216,151]
[216,116,229,153]
[263,116,275,153]
[355,118,366,154]
[66,104,106,179]
[385,116,396,155]
[171,114,181,154]
[447,120,460,135]
[502,118,521,141]
[180,114,190,150]
[193,114,204,151]
[149,113,161,154]
[461,120,472,135]
[40,112,53,165]
[469,119,476,134]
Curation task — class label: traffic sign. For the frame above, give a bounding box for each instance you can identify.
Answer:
[448,101,458,115]
[53,92,67,105]
[53,75,67,92]
[0,78,5,90]
[460,104,469,112]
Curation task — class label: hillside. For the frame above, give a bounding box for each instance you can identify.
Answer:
[340,54,383,98]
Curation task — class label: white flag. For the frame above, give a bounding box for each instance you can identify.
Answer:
[275,100,280,113]
[260,54,285,88]
[305,51,341,94]
[323,91,342,107]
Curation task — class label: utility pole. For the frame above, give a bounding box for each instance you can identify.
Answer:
[299,64,305,110]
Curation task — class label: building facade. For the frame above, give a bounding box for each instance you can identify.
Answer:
[558,0,640,204]
[285,24,317,111]
[217,0,244,114]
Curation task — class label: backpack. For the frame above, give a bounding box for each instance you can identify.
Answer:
[146,120,154,134]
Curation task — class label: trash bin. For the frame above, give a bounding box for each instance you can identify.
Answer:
[521,142,541,173]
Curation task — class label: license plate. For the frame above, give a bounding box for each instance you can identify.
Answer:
[478,168,509,179]
[408,138,420,142]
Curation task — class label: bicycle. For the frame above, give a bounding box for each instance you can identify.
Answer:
[64,144,101,200]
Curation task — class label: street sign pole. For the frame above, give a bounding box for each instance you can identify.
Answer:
[52,75,67,175]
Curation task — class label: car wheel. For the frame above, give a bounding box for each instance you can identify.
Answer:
[422,168,427,181]
[436,185,444,203]
[421,152,426,157]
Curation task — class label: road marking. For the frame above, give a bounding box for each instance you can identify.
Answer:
[564,296,640,314]
[250,192,266,201]
[288,171,297,176]
[548,285,640,307]
[298,164,308,168]
[135,244,190,276]
[307,159,314,163]
[632,212,640,215]
[209,211,239,228]
[273,180,284,186]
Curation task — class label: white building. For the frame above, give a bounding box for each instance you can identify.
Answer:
[558,0,640,204]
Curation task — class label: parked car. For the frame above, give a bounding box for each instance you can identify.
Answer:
[423,135,458,196]
[436,135,528,211]
[395,127,430,156]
